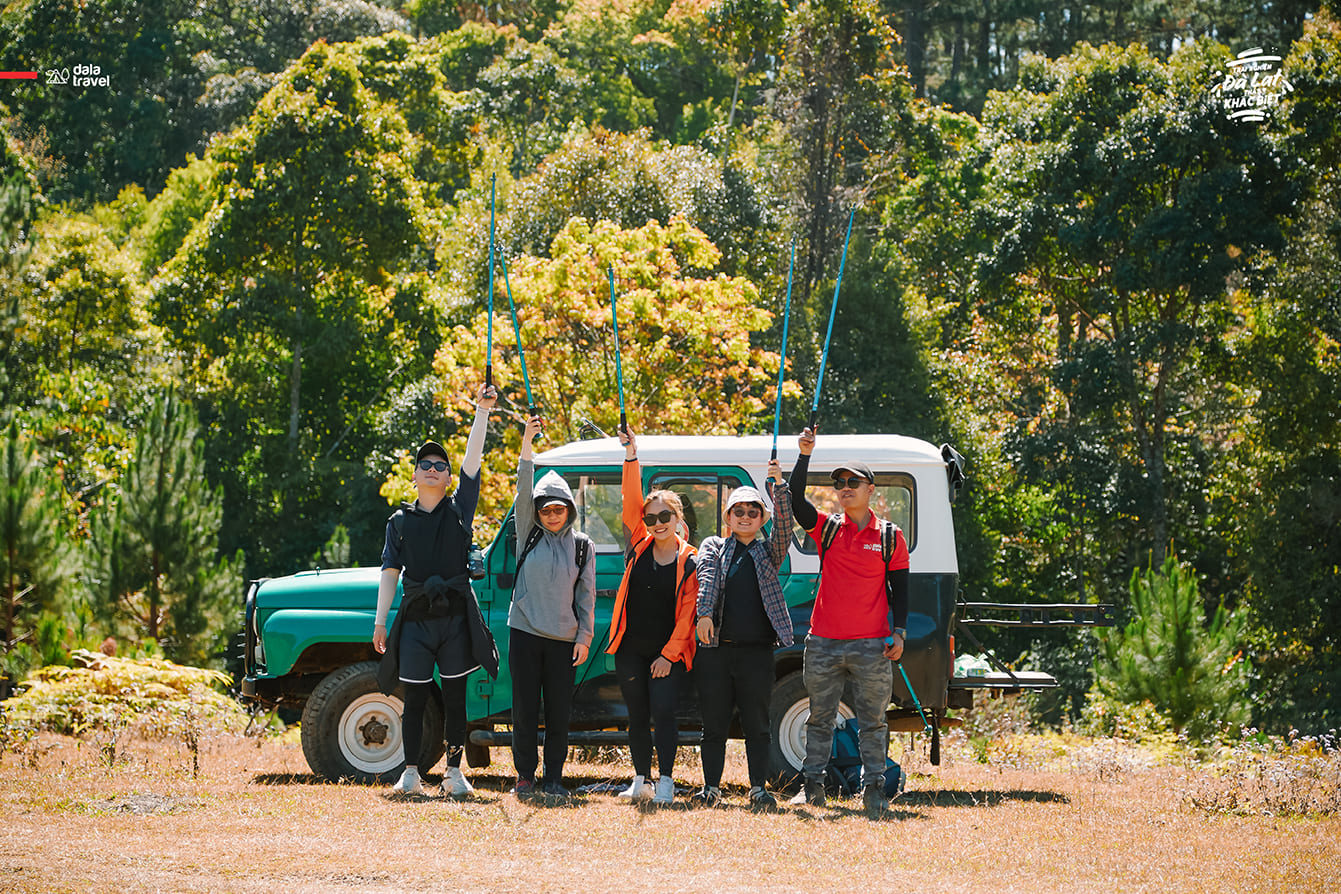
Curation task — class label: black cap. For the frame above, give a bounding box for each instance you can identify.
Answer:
[831,461,874,482]
[416,440,450,468]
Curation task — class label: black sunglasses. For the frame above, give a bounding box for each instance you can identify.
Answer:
[643,509,675,525]
[833,476,870,490]
[730,506,762,519]
[418,459,449,472]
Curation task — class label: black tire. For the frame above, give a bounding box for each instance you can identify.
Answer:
[767,670,857,786]
[300,661,445,783]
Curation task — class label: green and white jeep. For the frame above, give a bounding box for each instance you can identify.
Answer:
[240,434,1109,782]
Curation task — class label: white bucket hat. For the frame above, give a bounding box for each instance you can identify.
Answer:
[724,485,772,521]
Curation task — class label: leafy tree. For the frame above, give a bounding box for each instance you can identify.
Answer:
[90,392,241,665]
[1228,11,1341,734]
[154,41,438,573]
[974,41,1294,576]
[1095,554,1249,741]
[384,216,793,534]
[0,0,413,201]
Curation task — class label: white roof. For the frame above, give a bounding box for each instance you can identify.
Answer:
[536,434,946,470]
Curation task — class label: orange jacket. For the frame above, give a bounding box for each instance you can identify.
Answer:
[605,457,699,669]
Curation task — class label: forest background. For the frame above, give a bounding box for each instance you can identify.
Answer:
[0,0,1336,739]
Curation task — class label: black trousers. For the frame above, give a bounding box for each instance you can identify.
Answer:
[696,643,775,788]
[401,675,467,770]
[508,627,577,783]
[615,646,683,778]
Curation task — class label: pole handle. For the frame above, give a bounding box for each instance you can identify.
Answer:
[808,409,818,433]
[485,362,493,388]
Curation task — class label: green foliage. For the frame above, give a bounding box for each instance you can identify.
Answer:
[90,392,240,666]
[0,420,76,663]
[1096,555,1249,742]
[1,649,247,738]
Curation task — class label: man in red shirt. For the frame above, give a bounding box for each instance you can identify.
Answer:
[787,427,909,815]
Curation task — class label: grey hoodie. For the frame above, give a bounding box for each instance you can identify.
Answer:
[509,458,596,647]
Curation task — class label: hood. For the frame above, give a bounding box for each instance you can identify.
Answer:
[533,470,577,535]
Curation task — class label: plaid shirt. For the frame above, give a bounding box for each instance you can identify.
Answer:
[695,479,795,648]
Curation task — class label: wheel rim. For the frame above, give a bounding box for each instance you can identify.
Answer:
[777,697,855,773]
[338,693,405,774]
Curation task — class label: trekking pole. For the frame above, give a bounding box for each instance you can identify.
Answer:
[485,173,497,388]
[771,235,797,462]
[808,207,855,433]
[499,252,537,418]
[892,658,934,737]
[608,266,628,435]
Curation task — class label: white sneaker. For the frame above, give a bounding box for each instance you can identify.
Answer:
[392,767,423,795]
[442,766,474,798]
[618,775,651,800]
[653,775,675,804]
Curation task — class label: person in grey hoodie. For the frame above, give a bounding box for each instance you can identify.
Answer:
[509,415,597,797]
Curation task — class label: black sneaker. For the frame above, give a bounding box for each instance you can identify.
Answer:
[538,780,571,799]
[512,778,536,799]
[862,783,888,817]
[691,785,722,807]
[749,786,778,811]
[790,779,824,807]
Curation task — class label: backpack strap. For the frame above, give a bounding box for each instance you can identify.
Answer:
[513,524,547,580]
[575,534,591,576]
[817,513,842,571]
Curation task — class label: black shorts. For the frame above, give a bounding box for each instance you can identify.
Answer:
[398,615,479,683]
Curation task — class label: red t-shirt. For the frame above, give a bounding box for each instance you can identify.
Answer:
[807,510,910,640]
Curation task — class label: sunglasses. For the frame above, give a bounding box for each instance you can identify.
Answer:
[417,459,449,472]
[643,509,676,526]
[833,476,870,490]
[730,506,762,519]
[538,505,568,516]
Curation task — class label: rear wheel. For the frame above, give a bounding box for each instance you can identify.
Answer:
[300,662,445,783]
[767,671,855,786]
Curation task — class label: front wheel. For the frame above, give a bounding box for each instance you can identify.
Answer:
[768,670,854,786]
[300,662,445,783]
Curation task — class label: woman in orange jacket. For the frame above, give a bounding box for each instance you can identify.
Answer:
[607,426,698,805]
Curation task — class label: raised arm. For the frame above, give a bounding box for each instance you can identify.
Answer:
[619,428,646,551]
[788,429,819,531]
[764,459,792,570]
[515,416,543,544]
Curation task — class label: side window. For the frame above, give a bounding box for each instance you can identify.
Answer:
[793,473,916,553]
[647,472,746,547]
[561,472,622,551]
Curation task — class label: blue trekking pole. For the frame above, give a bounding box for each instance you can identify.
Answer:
[485,173,497,388]
[499,253,537,418]
[893,659,934,737]
[771,235,797,462]
[608,266,628,435]
[808,207,855,432]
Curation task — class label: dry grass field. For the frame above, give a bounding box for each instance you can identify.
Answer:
[3,726,1338,894]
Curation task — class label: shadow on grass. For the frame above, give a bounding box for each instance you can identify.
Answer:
[898,789,1070,808]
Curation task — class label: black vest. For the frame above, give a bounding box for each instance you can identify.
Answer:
[393,497,468,581]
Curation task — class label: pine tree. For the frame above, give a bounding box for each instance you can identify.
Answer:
[1096,555,1250,741]
[92,392,240,665]
[0,418,74,691]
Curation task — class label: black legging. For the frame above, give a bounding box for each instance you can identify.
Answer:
[615,647,683,778]
[508,627,577,783]
[401,676,467,770]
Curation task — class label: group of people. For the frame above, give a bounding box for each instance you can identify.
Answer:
[372,384,910,814]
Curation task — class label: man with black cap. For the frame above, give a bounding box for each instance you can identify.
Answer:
[786,426,909,816]
[373,383,498,797]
